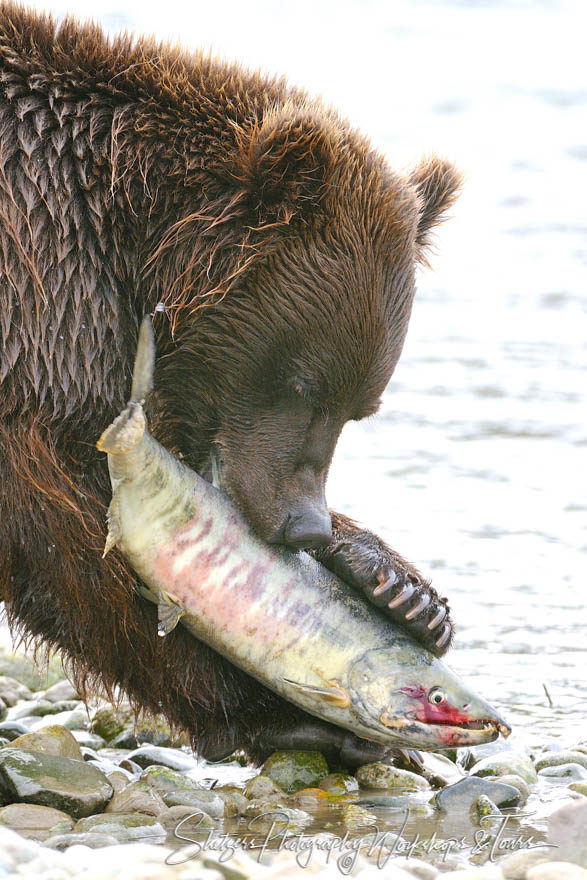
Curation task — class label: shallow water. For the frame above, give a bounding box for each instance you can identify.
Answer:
[2,0,585,866]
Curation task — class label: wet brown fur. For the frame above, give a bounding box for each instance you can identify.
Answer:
[0,4,462,759]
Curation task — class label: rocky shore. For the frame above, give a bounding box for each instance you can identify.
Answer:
[0,647,585,879]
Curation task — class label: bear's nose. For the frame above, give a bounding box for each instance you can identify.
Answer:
[284,509,332,550]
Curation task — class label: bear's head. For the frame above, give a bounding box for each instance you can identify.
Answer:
[150,106,462,549]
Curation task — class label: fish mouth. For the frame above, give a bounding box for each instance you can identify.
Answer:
[378,711,511,746]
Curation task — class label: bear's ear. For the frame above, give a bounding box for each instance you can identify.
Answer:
[229,106,337,224]
[408,156,463,261]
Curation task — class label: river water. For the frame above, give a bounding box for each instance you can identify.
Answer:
[1,0,585,863]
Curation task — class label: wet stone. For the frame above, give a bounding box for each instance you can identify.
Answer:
[548,799,587,867]
[107,771,133,794]
[539,763,587,781]
[134,717,173,747]
[318,772,359,795]
[569,782,587,796]
[40,679,79,703]
[341,803,377,830]
[0,803,74,841]
[0,747,113,818]
[74,812,167,842]
[109,728,139,750]
[105,779,167,816]
[127,745,197,771]
[536,752,587,772]
[0,698,8,722]
[0,721,30,741]
[470,750,538,785]
[262,750,329,793]
[71,730,106,751]
[432,776,521,811]
[0,650,66,691]
[44,830,121,849]
[527,864,587,880]
[356,762,430,792]
[473,794,500,823]
[243,773,285,800]
[0,676,33,707]
[242,801,311,831]
[29,707,89,732]
[90,705,135,742]
[496,773,531,802]
[140,764,204,794]
[214,787,249,817]
[162,788,224,817]
[499,850,553,880]
[8,724,83,760]
[160,804,216,831]
[6,699,56,720]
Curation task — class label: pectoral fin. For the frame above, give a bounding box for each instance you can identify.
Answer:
[157,591,186,637]
[282,677,350,708]
[103,497,122,557]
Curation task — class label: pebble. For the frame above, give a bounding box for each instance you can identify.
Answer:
[40,679,79,703]
[470,751,538,785]
[539,763,587,781]
[527,864,587,880]
[161,788,225,817]
[70,729,106,751]
[474,794,501,823]
[0,802,74,840]
[74,812,167,842]
[356,762,431,791]
[548,799,587,867]
[536,752,587,772]
[432,776,521,811]
[105,780,168,816]
[0,719,30,740]
[160,804,217,831]
[0,747,113,818]
[569,782,587,796]
[261,749,329,793]
[495,774,531,802]
[386,857,439,879]
[318,771,359,795]
[8,724,84,760]
[140,764,204,794]
[45,830,121,849]
[126,745,198,771]
[29,706,89,731]
[498,850,553,880]
[243,773,285,799]
[0,675,33,706]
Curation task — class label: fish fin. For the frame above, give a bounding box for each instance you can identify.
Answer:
[103,497,122,557]
[131,315,156,403]
[157,591,185,637]
[97,402,145,454]
[282,678,350,708]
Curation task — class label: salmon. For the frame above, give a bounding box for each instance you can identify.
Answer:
[97,316,511,750]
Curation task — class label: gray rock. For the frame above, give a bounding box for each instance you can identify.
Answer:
[214,787,249,817]
[527,864,587,880]
[6,698,56,720]
[0,747,113,818]
[569,782,587,796]
[496,774,531,802]
[262,750,329,793]
[109,729,139,749]
[356,762,430,792]
[160,804,216,831]
[8,724,83,760]
[499,850,553,880]
[548,799,587,867]
[432,776,521,811]
[540,764,587,781]
[40,680,79,703]
[162,788,224,817]
[140,764,204,794]
[0,650,66,691]
[536,752,587,773]
[119,758,143,776]
[242,801,311,831]
[44,831,120,849]
[90,705,135,742]
[105,780,167,816]
[470,750,537,785]
[126,745,197,771]
[0,720,30,741]
[70,730,106,751]
[29,706,89,731]
[341,803,377,830]
[74,812,166,843]
[0,676,33,707]
[107,771,133,794]
[0,803,74,841]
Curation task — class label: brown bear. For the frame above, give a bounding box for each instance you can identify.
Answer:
[0,4,462,765]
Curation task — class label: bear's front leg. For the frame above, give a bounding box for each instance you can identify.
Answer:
[312,512,453,657]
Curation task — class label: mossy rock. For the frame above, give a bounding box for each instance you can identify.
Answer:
[140,764,203,794]
[261,750,329,794]
[8,725,83,760]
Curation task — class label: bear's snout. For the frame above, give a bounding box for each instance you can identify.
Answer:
[280,506,333,550]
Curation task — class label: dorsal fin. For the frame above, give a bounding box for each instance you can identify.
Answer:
[130,315,156,403]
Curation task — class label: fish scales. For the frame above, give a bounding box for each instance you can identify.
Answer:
[97,317,511,750]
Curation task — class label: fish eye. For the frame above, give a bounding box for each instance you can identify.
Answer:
[428,687,446,705]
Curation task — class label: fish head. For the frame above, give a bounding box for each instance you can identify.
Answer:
[347,645,511,749]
